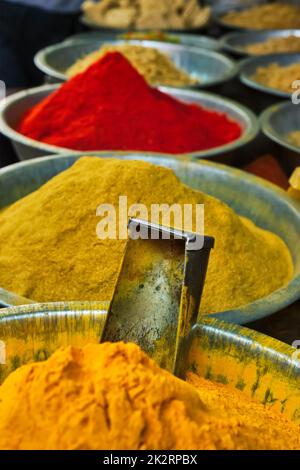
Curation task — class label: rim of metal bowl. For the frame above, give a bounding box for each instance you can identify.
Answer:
[239,55,296,98]
[0,85,259,160]
[0,302,299,367]
[260,101,300,154]
[0,152,299,325]
[221,29,300,57]
[33,40,237,89]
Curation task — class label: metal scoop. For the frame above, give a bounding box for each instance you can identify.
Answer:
[101,218,214,378]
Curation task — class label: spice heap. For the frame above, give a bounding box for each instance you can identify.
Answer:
[82,0,210,30]
[19,52,241,154]
[120,31,179,43]
[0,157,292,314]
[244,155,289,189]
[253,62,300,94]
[246,36,300,55]
[0,343,299,450]
[222,3,300,30]
[288,167,300,200]
[66,44,197,87]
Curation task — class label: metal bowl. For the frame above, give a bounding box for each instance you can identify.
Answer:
[0,85,258,161]
[240,53,300,98]
[222,29,300,57]
[64,32,221,51]
[0,152,299,325]
[214,4,300,32]
[34,39,235,86]
[261,100,300,155]
[0,303,299,424]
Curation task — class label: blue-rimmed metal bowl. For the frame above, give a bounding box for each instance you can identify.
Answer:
[222,29,300,57]
[0,303,299,424]
[34,39,236,86]
[0,85,258,162]
[240,53,300,98]
[260,100,300,155]
[0,152,299,325]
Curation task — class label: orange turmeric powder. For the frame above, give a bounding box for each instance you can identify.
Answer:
[0,343,299,450]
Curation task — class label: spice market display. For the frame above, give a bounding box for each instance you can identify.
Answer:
[0,0,300,456]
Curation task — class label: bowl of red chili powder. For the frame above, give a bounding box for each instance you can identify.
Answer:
[0,52,259,161]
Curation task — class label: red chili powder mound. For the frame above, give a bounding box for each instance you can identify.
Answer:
[19,52,242,154]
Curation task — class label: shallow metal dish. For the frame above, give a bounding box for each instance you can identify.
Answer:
[64,32,221,51]
[261,101,300,155]
[222,29,300,56]
[240,53,300,98]
[0,152,299,324]
[213,6,255,32]
[0,85,258,161]
[34,39,236,86]
[0,304,299,424]
[213,4,299,32]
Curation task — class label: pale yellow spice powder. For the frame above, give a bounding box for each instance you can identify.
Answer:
[0,343,299,450]
[222,3,300,30]
[253,62,300,94]
[0,157,293,314]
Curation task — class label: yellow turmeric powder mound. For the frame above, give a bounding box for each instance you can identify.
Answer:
[0,343,299,450]
[0,157,293,314]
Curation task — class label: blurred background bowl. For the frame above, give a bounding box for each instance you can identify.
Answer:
[0,152,299,324]
[212,2,300,32]
[222,29,300,57]
[240,53,300,98]
[0,85,258,162]
[0,302,299,426]
[79,14,210,34]
[34,39,236,86]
